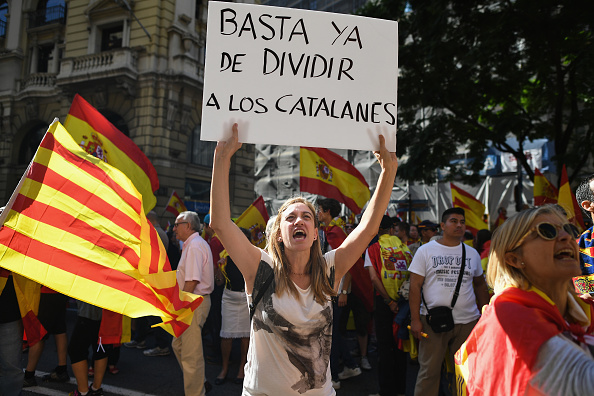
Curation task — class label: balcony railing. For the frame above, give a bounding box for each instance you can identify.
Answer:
[28,5,66,29]
[20,73,57,90]
[58,48,139,84]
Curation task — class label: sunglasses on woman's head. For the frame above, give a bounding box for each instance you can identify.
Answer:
[511,222,580,251]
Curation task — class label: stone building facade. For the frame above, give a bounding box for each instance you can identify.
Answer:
[0,0,256,222]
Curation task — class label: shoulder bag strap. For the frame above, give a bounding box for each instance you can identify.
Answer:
[450,244,466,308]
[249,271,274,321]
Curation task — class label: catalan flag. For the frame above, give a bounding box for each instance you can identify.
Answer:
[235,196,270,249]
[166,190,188,217]
[533,168,558,206]
[0,121,201,337]
[300,147,370,214]
[64,94,159,213]
[558,165,586,232]
[450,183,488,236]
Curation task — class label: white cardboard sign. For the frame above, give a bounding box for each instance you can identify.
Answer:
[200,2,398,152]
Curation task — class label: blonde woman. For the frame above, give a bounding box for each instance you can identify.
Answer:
[210,124,397,395]
[456,205,594,395]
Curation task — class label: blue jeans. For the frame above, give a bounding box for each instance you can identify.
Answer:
[330,302,357,380]
[0,319,24,396]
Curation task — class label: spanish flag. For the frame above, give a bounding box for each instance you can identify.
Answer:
[300,147,370,214]
[0,270,46,346]
[557,165,586,232]
[64,94,159,213]
[533,168,558,206]
[0,121,201,336]
[166,190,188,217]
[493,212,506,229]
[450,183,488,236]
[235,196,270,249]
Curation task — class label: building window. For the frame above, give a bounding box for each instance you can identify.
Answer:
[29,0,66,29]
[19,123,46,165]
[37,44,53,73]
[187,124,216,167]
[101,24,123,51]
[0,2,8,38]
[185,178,211,202]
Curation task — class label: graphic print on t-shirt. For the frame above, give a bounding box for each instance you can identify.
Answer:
[252,260,334,393]
[431,255,473,288]
[381,246,409,272]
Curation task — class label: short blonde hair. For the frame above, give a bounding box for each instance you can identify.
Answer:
[487,205,567,294]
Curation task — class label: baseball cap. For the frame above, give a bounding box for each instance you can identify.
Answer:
[418,220,438,230]
[204,214,210,225]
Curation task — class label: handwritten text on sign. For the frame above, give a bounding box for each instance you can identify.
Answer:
[200,2,398,151]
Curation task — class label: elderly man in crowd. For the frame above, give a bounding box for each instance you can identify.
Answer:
[172,211,214,396]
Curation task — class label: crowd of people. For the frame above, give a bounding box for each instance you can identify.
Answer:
[2,125,594,396]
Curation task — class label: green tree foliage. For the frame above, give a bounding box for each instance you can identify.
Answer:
[359,0,594,184]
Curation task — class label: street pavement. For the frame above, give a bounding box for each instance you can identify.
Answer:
[21,303,383,396]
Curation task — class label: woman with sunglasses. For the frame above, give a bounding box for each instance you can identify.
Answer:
[209,124,397,395]
[456,205,594,395]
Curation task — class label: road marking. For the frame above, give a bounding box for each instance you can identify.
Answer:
[32,371,159,396]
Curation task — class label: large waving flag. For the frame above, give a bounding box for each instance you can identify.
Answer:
[300,147,370,214]
[64,94,159,213]
[558,165,586,232]
[450,183,488,235]
[235,196,270,249]
[533,168,558,206]
[166,190,188,217]
[0,121,201,336]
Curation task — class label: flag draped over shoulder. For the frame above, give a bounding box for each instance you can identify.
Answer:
[533,168,558,206]
[300,147,370,214]
[64,94,159,213]
[235,196,270,249]
[575,227,594,295]
[0,121,201,337]
[558,165,586,232]
[450,183,488,235]
[166,190,188,217]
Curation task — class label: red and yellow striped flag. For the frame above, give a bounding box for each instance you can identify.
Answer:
[166,190,188,217]
[450,183,488,236]
[235,196,270,249]
[300,147,370,214]
[64,94,159,213]
[533,168,558,206]
[558,165,586,232]
[0,121,201,337]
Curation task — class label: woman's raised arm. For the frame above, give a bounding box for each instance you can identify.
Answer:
[334,134,398,279]
[209,124,261,289]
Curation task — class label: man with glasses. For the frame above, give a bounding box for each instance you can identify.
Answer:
[172,211,214,396]
[408,208,489,396]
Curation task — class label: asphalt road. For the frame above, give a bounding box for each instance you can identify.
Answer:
[20,303,384,396]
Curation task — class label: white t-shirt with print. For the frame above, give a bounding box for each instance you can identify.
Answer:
[409,240,482,324]
[243,249,336,396]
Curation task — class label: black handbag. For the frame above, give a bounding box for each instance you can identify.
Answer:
[423,244,466,333]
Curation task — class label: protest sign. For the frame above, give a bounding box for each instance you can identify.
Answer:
[200,1,398,151]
